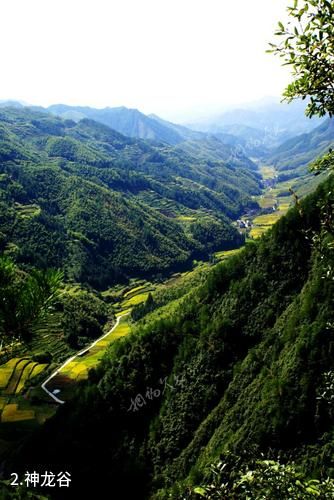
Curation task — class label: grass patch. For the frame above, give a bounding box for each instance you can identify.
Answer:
[249,226,268,239]
[124,284,148,298]
[214,248,242,261]
[175,215,196,222]
[257,194,276,209]
[259,165,276,179]
[252,212,282,227]
[278,199,291,211]
[122,293,149,309]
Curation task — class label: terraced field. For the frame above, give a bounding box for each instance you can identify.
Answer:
[214,248,243,261]
[0,308,76,439]
[136,190,180,216]
[1,404,35,423]
[249,165,292,239]
[0,359,22,389]
[40,279,165,403]
[259,165,276,180]
[45,314,131,400]
[14,202,41,219]
[122,292,149,308]
[0,312,73,365]
[124,284,148,298]
[16,363,47,394]
[250,212,283,238]
[0,356,48,428]
[0,358,47,397]
[39,281,157,403]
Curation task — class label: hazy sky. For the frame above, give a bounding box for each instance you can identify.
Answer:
[1,0,291,121]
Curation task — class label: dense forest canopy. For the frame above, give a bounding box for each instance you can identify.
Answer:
[10,175,334,499]
[1,1,334,498]
[0,107,260,288]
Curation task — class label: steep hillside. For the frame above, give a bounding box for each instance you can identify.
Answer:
[0,107,260,287]
[148,113,205,142]
[268,118,334,181]
[11,175,334,498]
[48,104,186,145]
[175,135,257,168]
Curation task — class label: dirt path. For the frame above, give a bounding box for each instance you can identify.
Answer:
[41,313,128,404]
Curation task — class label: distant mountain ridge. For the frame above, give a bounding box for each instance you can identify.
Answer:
[0,106,261,288]
[48,104,187,145]
[187,98,325,154]
[1,99,328,163]
[2,99,332,188]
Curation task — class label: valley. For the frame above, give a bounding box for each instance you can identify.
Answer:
[0,158,295,463]
[0,96,332,498]
[247,164,292,239]
[0,244,246,458]
[2,0,334,497]
[8,172,332,499]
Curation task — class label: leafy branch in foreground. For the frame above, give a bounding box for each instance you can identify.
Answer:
[268,0,334,117]
[310,149,334,175]
[0,256,63,345]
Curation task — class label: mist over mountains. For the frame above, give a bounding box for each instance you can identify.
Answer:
[0,92,333,499]
[1,96,331,187]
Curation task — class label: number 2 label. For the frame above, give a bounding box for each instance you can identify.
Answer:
[10,473,19,486]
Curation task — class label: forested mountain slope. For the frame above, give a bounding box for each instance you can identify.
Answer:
[48,104,186,145]
[269,118,334,181]
[11,175,334,498]
[0,107,260,287]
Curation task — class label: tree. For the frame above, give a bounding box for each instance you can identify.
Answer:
[269,0,334,284]
[0,256,63,345]
[268,0,334,117]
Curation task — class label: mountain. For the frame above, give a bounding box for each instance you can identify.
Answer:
[0,106,260,288]
[10,173,334,498]
[148,113,206,141]
[48,104,187,145]
[175,134,256,168]
[187,98,325,155]
[47,104,259,154]
[0,100,24,109]
[268,118,334,181]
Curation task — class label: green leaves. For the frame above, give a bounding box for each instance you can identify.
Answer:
[190,457,334,499]
[0,256,63,342]
[269,0,334,117]
[193,487,206,496]
[310,149,334,174]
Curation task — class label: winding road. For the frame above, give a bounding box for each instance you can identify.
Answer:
[41,313,128,404]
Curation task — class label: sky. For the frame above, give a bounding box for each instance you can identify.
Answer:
[0,0,292,122]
